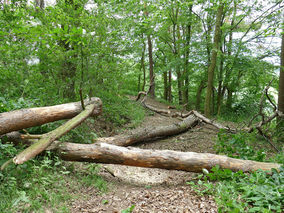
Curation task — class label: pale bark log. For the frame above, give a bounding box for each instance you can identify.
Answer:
[58,142,281,173]
[0,97,102,135]
[3,114,198,149]
[95,114,198,146]
[13,103,98,165]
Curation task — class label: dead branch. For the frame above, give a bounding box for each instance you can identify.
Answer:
[135,91,147,101]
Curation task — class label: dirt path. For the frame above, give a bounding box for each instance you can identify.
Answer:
[69,98,219,212]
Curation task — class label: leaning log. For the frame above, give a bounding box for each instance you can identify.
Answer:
[2,114,199,148]
[58,142,281,173]
[13,103,98,165]
[0,97,102,135]
[95,114,199,146]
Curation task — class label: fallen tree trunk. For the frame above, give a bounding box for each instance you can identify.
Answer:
[57,142,281,173]
[94,114,198,146]
[1,114,198,148]
[0,97,102,135]
[12,103,99,165]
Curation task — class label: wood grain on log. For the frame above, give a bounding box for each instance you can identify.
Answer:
[13,103,99,165]
[0,97,102,135]
[58,142,281,173]
[94,114,198,146]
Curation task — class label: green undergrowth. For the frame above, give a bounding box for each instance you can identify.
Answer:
[188,131,283,213]
[188,165,284,213]
[0,142,108,213]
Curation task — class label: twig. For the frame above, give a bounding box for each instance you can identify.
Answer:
[256,127,280,153]
[1,159,13,171]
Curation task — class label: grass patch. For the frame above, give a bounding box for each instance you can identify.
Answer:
[0,143,108,213]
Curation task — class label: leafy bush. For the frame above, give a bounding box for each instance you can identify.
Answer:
[188,166,284,213]
[215,130,267,162]
[0,97,39,113]
[96,90,145,127]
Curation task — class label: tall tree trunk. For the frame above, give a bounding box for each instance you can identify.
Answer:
[168,70,172,102]
[196,80,205,111]
[144,3,155,97]
[217,41,225,116]
[138,74,141,92]
[277,27,284,141]
[163,71,168,101]
[35,0,44,9]
[204,3,224,117]
[141,37,146,91]
[217,86,226,115]
[183,16,192,107]
[147,34,155,97]
[226,88,233,110]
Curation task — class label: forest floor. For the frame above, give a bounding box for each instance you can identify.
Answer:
[67,97,229,213]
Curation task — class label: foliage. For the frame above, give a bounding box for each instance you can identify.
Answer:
[215,130,267,162]
[0,142,108,212]
[188,165,284,213]
[189,130,284,212]
[121,205,135,213]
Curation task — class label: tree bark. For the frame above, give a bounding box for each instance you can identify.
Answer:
[13,103,99,165]
[0,97,102,135]
[226,88,233,110]
[58,142,281,173]
[94,114,198,146]
[163,71,168,100]
[143,2,155,98]
[168,70,172,102]
[204,3,224,117]
[277,27,284,141]
[196,80,205,111]
[141,35,146,91]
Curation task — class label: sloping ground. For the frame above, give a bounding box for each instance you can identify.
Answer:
[69,98,220,212]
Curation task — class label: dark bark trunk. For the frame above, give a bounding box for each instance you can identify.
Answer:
[196,80,205,111]
[226,88,233,110]
[168,70,172,102]
[217,40,225,116]
[163,71,168,101]
[35,0,44,9]
[147,35,155,97]
[177,70,183,105]
[183,6,193,107]
[138,74,141,92]
[277,28,284,141]
[141,37,146,91]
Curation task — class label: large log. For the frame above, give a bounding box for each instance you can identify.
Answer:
[13,103,99,165]
[2,114,198,148]
[95,114,199,146]
[0,97,102,135]
[58,142,281,173]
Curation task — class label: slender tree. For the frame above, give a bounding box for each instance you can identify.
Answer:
[144,2,155,97]
[277,25,284,141]
[204,2,224,117]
